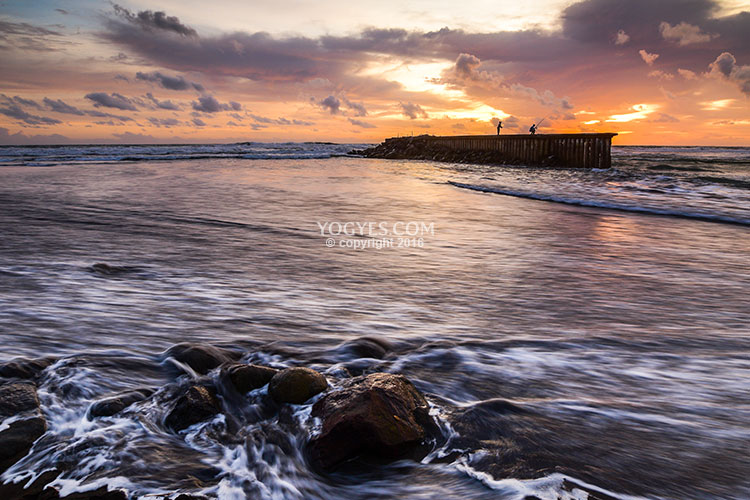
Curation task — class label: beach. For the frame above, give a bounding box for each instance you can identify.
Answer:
[0,143,749,499]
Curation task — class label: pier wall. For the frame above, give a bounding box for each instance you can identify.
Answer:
[379,133,617,168]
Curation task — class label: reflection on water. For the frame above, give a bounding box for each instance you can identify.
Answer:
[0,153,748,499]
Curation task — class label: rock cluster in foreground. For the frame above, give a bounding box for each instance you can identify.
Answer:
[351,135,559,166]
[0,338,437,499]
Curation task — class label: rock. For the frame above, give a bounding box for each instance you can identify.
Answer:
[0,357,55,380]
[340,337,391,360]
[165,385,221,432]
[308,373,434,470]
[0,383,47,473]
[0,382,42,417]
[163,343,236,375]
[268,367,327,404]
[88,388,155,418]
[226,364,278,394]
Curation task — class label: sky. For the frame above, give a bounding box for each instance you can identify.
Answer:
[0,0,749,145]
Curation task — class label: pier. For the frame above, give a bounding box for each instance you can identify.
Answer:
[358,133,618,169]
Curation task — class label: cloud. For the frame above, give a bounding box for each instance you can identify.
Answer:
[648,70,674,80]
[708,52,750,95]
[111,4,197,37]
[317,95,341,114]
[0,127,70,145]
[135,71,204,92]
[348,118,375,128]
[0,95,62,125]
[399,101,428,119]
[0,19,66,52]
[639,49,659,65]
[43,97,85,115]
[191,95,241,113]
[510,84,573,109]
[614,30,630,45]
[144,93,181,110]
[651,112,680,122]
[342,97,367,116]
[86,110,133,122]
[677,68,698,79]
[659,21,717,46]
[85,92,138,111]
[455,53,481,79]
[192,117,206,126]
[147,117,180,127]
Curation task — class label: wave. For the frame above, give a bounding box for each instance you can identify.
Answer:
[449,181,750,226]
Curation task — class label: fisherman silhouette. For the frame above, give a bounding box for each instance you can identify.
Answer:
[496,121,503,135]
[529,124,537,135]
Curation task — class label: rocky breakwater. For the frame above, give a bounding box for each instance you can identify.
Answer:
[351,135,532,166]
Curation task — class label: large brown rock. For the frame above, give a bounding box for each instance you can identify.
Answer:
[226,364,278,394]
[268,367,327,404]
[308,373,434,470]
[165,385,221,432]
[163,343,236,375]
[0,383,47,473]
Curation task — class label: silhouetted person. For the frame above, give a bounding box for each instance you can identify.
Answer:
[496,121,502,135]
[529,124,537,135]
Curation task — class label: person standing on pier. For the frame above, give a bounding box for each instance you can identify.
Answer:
[496,120,503,135]
[529,124,536,135]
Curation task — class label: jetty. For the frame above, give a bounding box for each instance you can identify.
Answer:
[355,133,618,169]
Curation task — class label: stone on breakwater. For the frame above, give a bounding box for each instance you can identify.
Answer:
[226,364,279,394]
[163,343,237,375]
[308,372,434,470]
[88,388,155,418]
[0,382,47,473]
[268,367,327,404]
[165,385,221,432]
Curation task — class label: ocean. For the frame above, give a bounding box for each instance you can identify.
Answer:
[0,142,748,499]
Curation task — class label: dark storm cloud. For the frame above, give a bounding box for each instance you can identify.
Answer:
[85,92,138,111]
[112,4,197,37]
[98,1,750,107]
[399,102,427,119]
[191,95,241,113]
[43,97,85,115]
[135,71,204,92]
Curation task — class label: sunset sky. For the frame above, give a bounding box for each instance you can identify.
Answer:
[0,0,748,145]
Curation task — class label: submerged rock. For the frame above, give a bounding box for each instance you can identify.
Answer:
[339,336,392,360]
[165,385,221,432]
[0,356,55,380]
[268,367,327,404]
[226,364,278,394]
[0,383,47,473]
[163,343,237,375]
[88,388,155,418]
[308,372,435,470]
[88,263,136,276]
